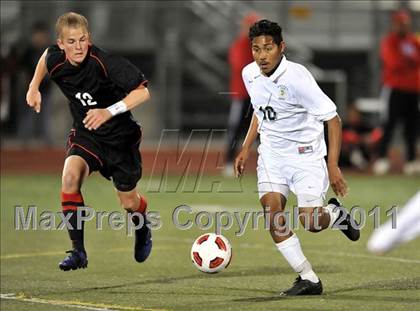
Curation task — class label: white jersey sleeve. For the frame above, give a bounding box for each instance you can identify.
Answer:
[294,66,337,121]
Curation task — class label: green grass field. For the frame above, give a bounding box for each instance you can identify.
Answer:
[1,173,420,311]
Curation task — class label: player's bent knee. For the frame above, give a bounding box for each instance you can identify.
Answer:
[299,210,322,232]
[62,171,83,193]
[61,156,89,193]
[259,192,285,212]
[119,195,139,212]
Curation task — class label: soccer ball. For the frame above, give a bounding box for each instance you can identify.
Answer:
[191,233,232,273]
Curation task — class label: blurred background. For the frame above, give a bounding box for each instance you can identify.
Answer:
[1,0,419,175]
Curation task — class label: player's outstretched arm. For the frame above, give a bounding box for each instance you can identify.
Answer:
[121,85,151,110]
[326,115,348,197]
[26,48,48,113]
[83,86,151,131]
[234,113,258,178]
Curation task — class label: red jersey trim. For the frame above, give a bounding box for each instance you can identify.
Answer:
[50,60,66,76]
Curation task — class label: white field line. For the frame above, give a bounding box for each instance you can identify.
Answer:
[1,251,64,259]
[0,245,175,260]
[0,293,168,311]
[2,237,419,264]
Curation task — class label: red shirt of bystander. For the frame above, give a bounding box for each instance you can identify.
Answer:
[228,13,261,100]
[380,11,420,92]
[229,35,254,100]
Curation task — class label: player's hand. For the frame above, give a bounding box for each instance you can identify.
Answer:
[83,109,112,131]
[328,164,348,197]
[234,147,250,178]
[26,87,42,113]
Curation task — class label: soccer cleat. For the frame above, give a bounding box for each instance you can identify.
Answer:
[329,198,360,241]
[280,276,323,296]
[134,216,152,263]
[59,249,88,271]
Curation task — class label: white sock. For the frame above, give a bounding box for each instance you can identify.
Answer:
[324,203,341,227]
[275,233,319,283]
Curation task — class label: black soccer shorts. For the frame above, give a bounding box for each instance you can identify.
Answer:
[66,127,142,192]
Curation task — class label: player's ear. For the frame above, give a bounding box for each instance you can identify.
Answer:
[87,33,92,45]
[57,38,64,50]
[279,41,286,54]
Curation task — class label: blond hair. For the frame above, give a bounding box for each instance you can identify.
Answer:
[55,12,89,38]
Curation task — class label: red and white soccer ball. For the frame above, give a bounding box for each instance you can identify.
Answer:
[191,233,232,273]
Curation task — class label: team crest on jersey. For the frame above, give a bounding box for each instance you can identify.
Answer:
[278,85,288,99]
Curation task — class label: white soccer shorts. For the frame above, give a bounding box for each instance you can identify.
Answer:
[256,145,329,207]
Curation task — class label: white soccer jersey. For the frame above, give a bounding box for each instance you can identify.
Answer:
[242,56,337,159]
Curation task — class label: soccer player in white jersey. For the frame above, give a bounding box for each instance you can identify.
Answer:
[234,20,360,296]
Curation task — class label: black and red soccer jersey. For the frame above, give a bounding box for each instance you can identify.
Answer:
[45,44,148,142]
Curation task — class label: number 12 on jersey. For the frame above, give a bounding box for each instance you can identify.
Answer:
[75,92,97,106]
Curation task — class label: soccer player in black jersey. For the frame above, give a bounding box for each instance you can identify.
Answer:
[26,12,152,271]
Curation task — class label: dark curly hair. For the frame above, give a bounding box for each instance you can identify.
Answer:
[249,19,283,45]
